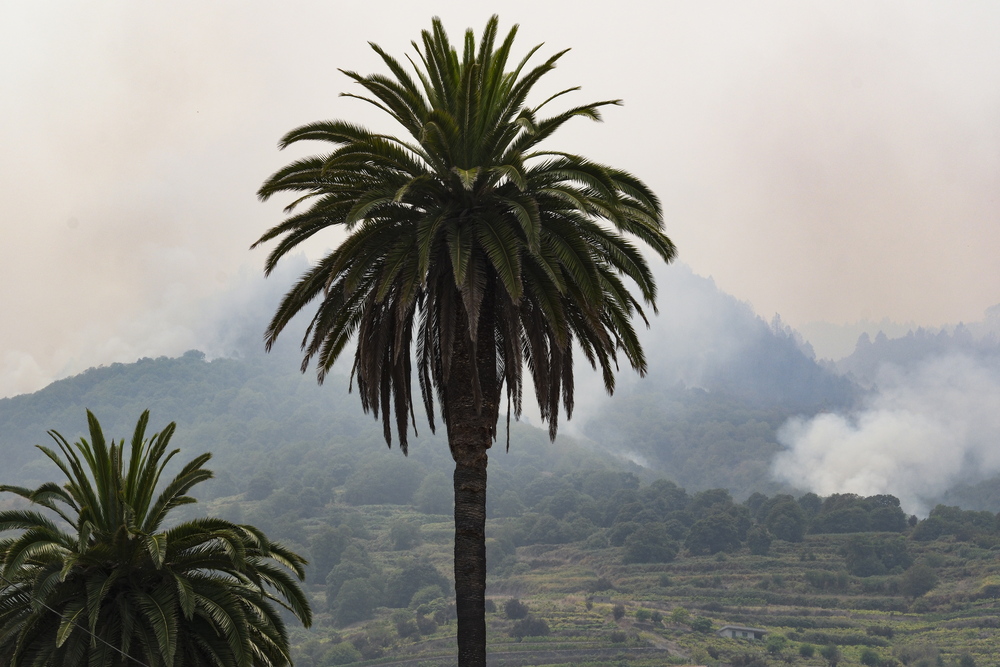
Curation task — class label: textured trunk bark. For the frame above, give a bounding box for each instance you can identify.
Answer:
[445,295,499,667]
[453,441,488,666]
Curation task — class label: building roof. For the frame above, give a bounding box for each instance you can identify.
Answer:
[718,625,768,633]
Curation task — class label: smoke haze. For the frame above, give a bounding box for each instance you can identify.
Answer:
[3,1,1000,398]
[773,352,1000,514]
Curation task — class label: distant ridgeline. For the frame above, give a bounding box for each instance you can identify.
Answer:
[837,321,1000,386]
[1,324,999,511]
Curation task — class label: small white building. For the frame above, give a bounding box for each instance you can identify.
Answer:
[717,625,767,640]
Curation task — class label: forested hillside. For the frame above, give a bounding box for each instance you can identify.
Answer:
[837,323,1000,387]
[3,333,1000,663]
[0,264,861,500]
[5,262,1000,515]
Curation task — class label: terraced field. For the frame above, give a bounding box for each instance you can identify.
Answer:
[278,505,1000,666]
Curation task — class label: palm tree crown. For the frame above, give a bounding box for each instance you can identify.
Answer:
[255,15,675,450]
[0,410,312,667]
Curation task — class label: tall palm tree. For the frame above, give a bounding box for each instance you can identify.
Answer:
[254,16,674,665]
[0,410,312,667]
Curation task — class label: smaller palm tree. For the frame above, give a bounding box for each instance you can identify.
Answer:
[0,410,311,667]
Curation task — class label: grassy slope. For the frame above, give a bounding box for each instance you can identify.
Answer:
[206,491,1000,667]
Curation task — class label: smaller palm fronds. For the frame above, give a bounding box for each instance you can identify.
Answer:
[0,410,311,667]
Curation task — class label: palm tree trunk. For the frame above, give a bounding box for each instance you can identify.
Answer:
[453,440,488,666]
[446,294,499,667]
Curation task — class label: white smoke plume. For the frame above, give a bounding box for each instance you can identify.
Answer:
[773,353,1000,515]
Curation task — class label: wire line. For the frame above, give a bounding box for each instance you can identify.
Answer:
[0,570,152,667]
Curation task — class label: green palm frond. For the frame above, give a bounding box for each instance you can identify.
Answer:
[256,15,675,453]
[0,411,311,667]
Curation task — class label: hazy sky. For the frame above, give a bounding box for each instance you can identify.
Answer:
[2,1,999,397]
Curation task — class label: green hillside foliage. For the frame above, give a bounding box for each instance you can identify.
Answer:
[584,387,812,498]
[5,352,1000,664]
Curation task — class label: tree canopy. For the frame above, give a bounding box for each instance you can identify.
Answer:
[0,410,311,667]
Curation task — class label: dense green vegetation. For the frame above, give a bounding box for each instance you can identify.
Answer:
[3,350,1000,664]
[189,452,1000,666]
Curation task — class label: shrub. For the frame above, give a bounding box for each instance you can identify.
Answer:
[485,536,516,573]
[392,610,420,639]
[385,560,449,608]
[686,513,740,555]
[510,615,550,638]
[766,634,788,654]
[389,520,421,550]
[860,647,881,666]
[893,641,940,666]
[610,630,627,643]
[608,521,641,547]
[635,608,651,622]
[310,526,351,584]
[408,584,445,609]
[690,617,714,633]
[415,614,438,635]
[323,640,363,665]
[349,626,395,661]
[766,497,807,542]
[820,644,842,667]
[623,523,679,563]
[799,643,816,658]
[813,506,871,534]
[841,535,912,577]
[731,653,768,667]
[799,631,887,648]
[325,553,381,609]
[592,576,615,591]
[870,505,907,532]
[613,603,626,621]
[504,598,529,620]
[911,516,948,541]
[414,471,452,515]
[958,653,977,667]
[433,604,456,625]
[747,526,773,556]
[332,578,379,626]
[525,515,571,544]
[584,530,610,549]
[900,563,938,598]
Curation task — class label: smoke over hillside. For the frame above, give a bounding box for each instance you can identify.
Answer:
[773,337,1000,514]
